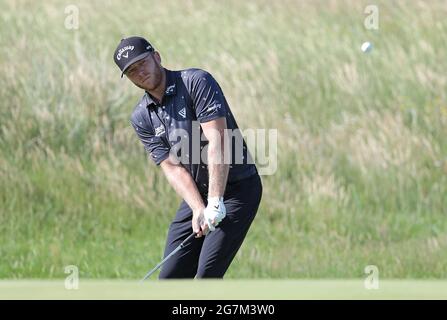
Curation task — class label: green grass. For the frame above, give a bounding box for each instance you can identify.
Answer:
[1,280,447,300]
[0,0,446,279]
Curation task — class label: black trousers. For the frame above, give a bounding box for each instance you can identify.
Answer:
[159,174,263,279]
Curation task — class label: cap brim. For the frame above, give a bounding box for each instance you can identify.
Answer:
[120,51,152,78]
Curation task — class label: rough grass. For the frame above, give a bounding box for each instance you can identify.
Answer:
[0,0,446,279]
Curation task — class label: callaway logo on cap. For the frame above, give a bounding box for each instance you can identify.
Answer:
[113,36,154,78]
[116,45,134,60]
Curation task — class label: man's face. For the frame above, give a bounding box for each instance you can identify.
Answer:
[125,52,163,91]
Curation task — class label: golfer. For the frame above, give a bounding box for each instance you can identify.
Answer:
[113,36,262,278]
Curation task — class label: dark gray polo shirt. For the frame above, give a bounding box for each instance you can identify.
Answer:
[129,68,257,194]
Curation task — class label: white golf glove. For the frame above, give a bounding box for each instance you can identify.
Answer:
[203,196,226,232]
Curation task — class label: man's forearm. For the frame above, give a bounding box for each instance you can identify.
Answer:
[162,163,205,211]
[207,139,229,198]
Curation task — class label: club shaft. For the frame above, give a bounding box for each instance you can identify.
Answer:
[140,232,196,282]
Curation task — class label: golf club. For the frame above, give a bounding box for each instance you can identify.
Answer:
[140,231,197,282]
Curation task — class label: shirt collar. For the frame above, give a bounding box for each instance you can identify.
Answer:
[144,68,177,108]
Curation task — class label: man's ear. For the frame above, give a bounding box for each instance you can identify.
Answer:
[153,51,162,65]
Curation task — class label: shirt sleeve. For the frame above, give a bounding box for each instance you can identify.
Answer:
[130,120,170,165]
[190,70,228,123]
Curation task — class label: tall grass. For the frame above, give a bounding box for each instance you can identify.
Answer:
[0,0,446,278]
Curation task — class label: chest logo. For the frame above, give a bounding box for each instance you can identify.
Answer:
[165,84,175,94]
[178,107,186,119]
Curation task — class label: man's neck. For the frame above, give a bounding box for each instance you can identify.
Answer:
[146,68,166,104]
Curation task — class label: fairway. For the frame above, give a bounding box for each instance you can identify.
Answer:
[1,280,446,300]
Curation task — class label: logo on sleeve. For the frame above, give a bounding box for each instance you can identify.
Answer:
[178,107,186,119]
[155,125,165,137]
[207,103,222,114]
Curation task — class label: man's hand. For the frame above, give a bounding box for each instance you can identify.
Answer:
[203,197,226,232]
[192,207,209,238]
[160,155,209,238]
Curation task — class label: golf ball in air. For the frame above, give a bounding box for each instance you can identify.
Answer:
[361,42,372,53]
